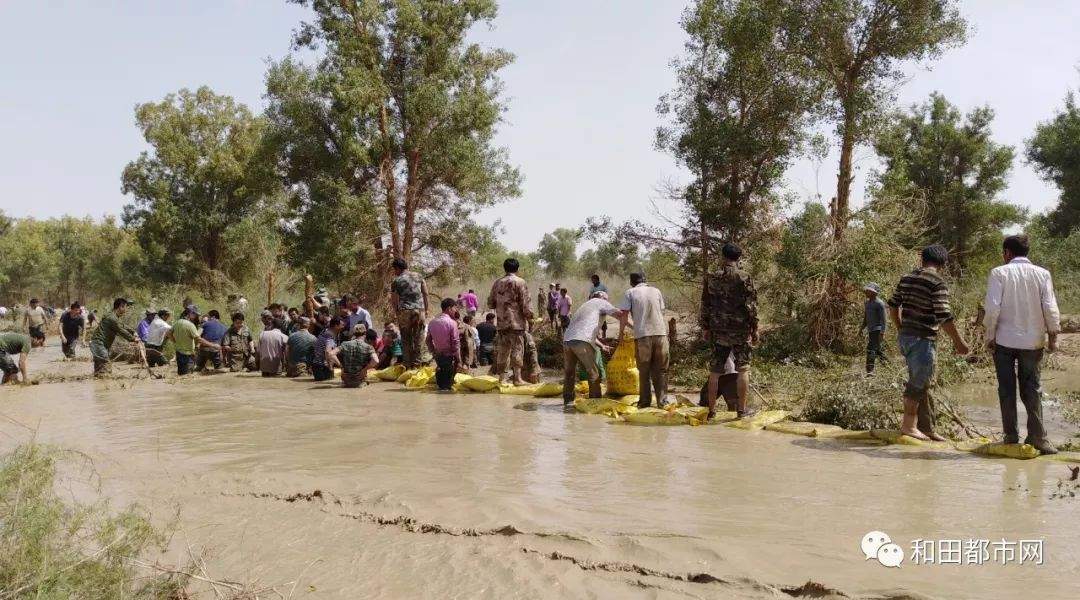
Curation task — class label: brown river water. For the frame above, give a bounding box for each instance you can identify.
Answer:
[2,344,1078,599]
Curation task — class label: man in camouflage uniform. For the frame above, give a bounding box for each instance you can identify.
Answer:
[221,312,254,372]
[700,243,758,419]
[488,257,534,385]
[389,258,430,368]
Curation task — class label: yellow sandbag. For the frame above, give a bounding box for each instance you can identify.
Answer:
[375,364,406,381]
[606,333,639,396]
[454,373,471,384]
[574,380,590,396]
[725,410,789,430]
[952,437,993,452]
[622,406,707,426]
[404,366,435,388]
[819,429,875,440]
[396,368,419,383]
[460,375,501,392]
[765,421,844,437]
[574,396,638,416]
[500,383,541,396]
[532,382,563,398]
[1041,451,1080,464]
[969,442,1040,460]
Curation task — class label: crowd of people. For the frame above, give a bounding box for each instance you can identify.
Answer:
[0,235,1063,451]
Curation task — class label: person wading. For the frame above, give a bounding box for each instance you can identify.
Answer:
[701,243,759,420]
[983,234,1061,454]
[488,258,534,386]
[427,298,465,391]
[329,326,379,388]
[888,245,970,441]
[59,302,86,359]
[618,271,669,409]
[389,258,430,368]
[24,298,47,348]
[0,331,32,385]
[221,312,254,372]
[89,298,146,377]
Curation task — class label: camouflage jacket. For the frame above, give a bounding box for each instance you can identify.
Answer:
[221,326,253,354]
[700,264,758,341]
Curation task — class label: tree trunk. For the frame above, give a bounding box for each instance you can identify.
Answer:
[834,109,856,240]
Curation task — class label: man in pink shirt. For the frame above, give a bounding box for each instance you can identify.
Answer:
[426,298,463,390]
[462,289,479,318]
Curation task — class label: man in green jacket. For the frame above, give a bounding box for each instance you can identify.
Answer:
[90,298,145,377]
[0,331,32,384]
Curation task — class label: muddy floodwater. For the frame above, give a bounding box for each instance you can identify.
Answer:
[2,345,1079,599]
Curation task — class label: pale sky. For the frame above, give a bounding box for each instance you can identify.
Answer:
[2,1,1078,251]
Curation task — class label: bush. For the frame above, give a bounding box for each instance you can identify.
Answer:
[0,444,187,599]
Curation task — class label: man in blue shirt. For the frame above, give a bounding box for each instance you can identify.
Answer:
[860,283,888,374]
[197,309,228,371]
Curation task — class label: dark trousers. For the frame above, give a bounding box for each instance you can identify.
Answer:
[195,348,222,371]
[435,354,457,390]
[145,344,167,367]
[866,330,887,373]
[312,364,334,381]
[478,343,494,366]
[61,336,77,358]
[176,352,194,375]
[993,345,1047,444]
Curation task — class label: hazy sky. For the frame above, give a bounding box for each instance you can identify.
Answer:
[2,1,1079,251]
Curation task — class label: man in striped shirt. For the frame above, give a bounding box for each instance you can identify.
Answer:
[888,245,970,441]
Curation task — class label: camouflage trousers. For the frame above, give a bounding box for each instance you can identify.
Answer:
[224,349,250,372]
[399,309,426,368]
[490,330,525,381]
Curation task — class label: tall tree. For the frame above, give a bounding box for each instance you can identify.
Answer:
[1026,89,1080,237]
[266,0,521,285]
[121,87,274,285]
[533,228,580,279]
[657,0,812,277]
[785,0,966,238]
[873,93,1020,275]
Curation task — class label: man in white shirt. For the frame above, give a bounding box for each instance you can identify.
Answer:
[618,272,669,408]
[983,234,1061,454]
[144,310,174,367]
[561,291,624,406]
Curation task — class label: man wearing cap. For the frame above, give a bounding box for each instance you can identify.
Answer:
[172,306,219,376]
[860,283,889,374]
[619,271,669,409]
[89,298,145,376]
[888,245,970,441]
[700,243,758,419]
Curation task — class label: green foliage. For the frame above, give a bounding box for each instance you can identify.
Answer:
[1026,217,1080,312]
[532,228,580,278]
[873,93,1021,275]
[122,87,274,286]
[0,444,187,598]
[577,237,642,279]
[784,0,968,232]
[657,0,812,247]
[266,0,521,286]
[1026,88,1080,237]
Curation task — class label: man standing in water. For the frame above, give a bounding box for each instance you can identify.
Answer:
[701,243,758,419]
[172,307,219,376]
[389,258,429,368]
[426,298,464,391]
[329,325,379,388]
[89,298,146,377]
[983,234,1061,454]
[547,283,561,330]
[24,298,47,348]
[562,291,622,406]
[619,271,669,409]
[59,302,86,359]
[488,258,533,385]
[888,245,970,441]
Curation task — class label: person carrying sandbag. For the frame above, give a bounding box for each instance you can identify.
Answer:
[561,291,624,407]
[617,271,669,409]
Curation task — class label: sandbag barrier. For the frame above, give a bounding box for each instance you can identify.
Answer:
[362,365,1079,464]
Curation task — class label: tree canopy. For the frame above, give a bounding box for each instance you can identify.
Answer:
[1026,89,1080,237]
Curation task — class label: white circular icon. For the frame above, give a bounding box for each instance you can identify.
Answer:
[861,531,892,560]
[876,543,905,568]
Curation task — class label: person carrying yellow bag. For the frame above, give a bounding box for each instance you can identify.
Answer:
[560,291,624,407]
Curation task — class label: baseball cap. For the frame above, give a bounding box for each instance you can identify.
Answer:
[863,283,881,294]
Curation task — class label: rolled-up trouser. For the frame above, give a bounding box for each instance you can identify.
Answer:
[563,341,601,403]
[61,336,77,358]
[491,330,525,380]
[898,334,938,433]
[434,354,457,390]
[634,335,669,408]
[90,340,111,376]
[399,309,425,368]
[993,345,1047,444]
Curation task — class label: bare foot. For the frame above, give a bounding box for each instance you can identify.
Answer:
[926,432,947,442]
[900,427,931,441]
[511,379,528,386]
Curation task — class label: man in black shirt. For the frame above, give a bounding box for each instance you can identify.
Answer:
[59,302,86,359]
[476,312,497,366]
